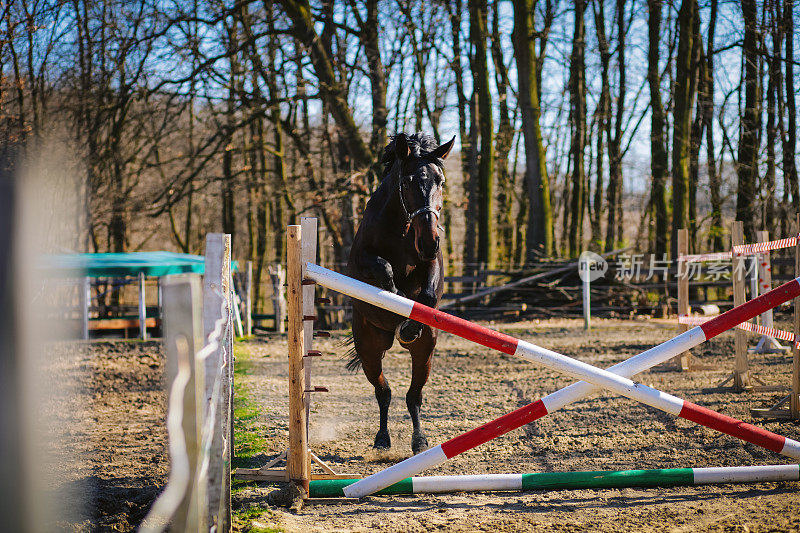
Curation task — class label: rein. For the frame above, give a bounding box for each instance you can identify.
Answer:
[398,176,444,236]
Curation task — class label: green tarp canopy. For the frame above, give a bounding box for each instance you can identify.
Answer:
[44,252,209,278]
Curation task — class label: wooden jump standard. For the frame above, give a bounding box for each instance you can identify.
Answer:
[310,464,800,497]
[303,262,800,498]
[677,218,800,417]
[234,220,356,496]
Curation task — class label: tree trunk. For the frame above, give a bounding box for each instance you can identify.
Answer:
[670,0,698,257]
[490,3,516,265]
[688,13,702,252]
[705,0,722,250]
[446,0,469,273]
[512,0,553,259]
[469,0,495,266]
[278,0,372,169]
[764,0,778,234]
[604,0,626,252]
[568,0,586,257]
[647,0,669,259]
[362,0,387,162]
[736,0,760,242]
[592,0,610,248]
[784,0,799,211]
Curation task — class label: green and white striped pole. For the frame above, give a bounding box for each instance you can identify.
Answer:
[310,465,800,498]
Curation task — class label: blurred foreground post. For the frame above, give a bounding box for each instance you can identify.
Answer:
[161,274,205,531]
[0,161,25,532]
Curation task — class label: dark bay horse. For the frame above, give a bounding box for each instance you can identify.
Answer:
[347,132,455,454]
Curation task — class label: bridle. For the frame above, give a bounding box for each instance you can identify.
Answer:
[397,174,444,236]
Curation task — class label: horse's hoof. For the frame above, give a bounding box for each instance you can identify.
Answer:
[397,320,422,345]
[374,430,391,450]
[411,432,429,454]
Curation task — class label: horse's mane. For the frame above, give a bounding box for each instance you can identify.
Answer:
[381,132,443,178]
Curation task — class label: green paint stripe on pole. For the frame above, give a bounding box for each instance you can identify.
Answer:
[310,478,413,498]
[520,468,694,490]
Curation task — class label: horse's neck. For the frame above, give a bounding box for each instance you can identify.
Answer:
[369,178,402,224]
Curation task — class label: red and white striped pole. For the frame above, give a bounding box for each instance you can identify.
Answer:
[304,263,800,498]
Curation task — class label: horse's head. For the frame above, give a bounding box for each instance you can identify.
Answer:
[389,133,455,261]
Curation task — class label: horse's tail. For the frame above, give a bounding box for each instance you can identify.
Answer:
[340,333,362,372]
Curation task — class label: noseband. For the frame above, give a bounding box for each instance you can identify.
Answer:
[398,176,443,236]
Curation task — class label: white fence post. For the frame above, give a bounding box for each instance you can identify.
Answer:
[580,255,590,330]
[270,264,286,333]
[139,271,147,340]
[201,233,232,532]
[80,276,90,340]
[245,260,253,336]
[159,273,205,532]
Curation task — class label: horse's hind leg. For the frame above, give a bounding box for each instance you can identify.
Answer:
[353,308,395,449]
[406,325,435,454]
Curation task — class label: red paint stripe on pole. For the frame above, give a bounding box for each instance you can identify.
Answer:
[700,278,800,339]
[410,303,519,355]
[440,400,549,458]
[679,402,786,453]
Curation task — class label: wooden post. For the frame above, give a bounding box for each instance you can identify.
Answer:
[301,217,318,427]
[80,277,90,340]
[138,271,147,340]
[731,221,750,390]
[201,233,232,530]
[245,261,252,336]
[271,264,286,333]
[162,274,205,531]
[287,225,309,495]
[673,229,692,371]
[232,288,244,338]
[793,214,800,417]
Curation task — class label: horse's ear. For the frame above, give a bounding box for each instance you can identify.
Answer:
[395,134,411,161]
[428,136,456,161]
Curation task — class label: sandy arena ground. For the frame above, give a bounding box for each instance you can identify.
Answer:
[45,318,800,532]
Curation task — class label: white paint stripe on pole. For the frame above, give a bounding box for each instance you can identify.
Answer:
[343,445,447,498]
[782,439,800,458]
[305,263,414,318]
[514,340,686,416]
[412,474,522,493]
[692,464,800,484]
[539,328,707,413]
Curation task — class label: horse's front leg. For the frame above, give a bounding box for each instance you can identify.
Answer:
[355,253,401,295]
[406,326,435,454]
[353,308,395,450]
[397,260,441,345]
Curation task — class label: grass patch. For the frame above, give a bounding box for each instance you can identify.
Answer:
[232,506,284,533]
[233,342,269,463]
[231,341,285,532]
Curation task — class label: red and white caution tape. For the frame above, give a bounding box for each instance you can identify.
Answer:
[678,315,799,348]
[733,236,798,256]
[679,235,799,262]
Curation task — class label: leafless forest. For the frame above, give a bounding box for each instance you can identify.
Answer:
[2,0,799,310]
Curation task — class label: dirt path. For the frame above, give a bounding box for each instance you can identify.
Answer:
[233,318,800,532]
[43,341,168,532]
